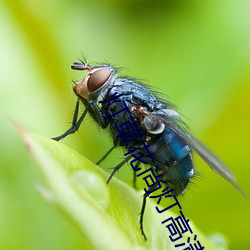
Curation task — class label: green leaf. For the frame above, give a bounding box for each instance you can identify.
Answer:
[19,127,227,250]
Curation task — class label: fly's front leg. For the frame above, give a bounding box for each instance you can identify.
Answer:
[52,99,89,141]
[89,100,108,129]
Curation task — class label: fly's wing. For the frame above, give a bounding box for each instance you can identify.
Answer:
[179,130,248,198]
[150,109,247,198]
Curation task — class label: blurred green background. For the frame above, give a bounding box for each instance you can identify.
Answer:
[1,0,250,249]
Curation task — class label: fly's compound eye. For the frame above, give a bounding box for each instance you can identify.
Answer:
[87,68,111,92]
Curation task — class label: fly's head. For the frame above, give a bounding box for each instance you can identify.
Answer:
[72,61,116,101]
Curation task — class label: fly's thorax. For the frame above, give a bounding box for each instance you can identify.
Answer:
[73,64,117,102]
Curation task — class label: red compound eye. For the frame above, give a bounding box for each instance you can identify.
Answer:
[87,68,111,92]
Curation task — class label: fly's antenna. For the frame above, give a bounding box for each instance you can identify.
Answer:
[71,61,89,71]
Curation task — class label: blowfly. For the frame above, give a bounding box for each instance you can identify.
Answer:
[52,60,246,239]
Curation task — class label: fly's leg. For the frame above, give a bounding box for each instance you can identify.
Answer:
[133,171,137,189]
[139,182,159,240]
[133,161,141,189]
[89,100,108,129]
[107,154,133,184]
[96,145,116,165]
[52,99,89,141]
[140,192,149,240]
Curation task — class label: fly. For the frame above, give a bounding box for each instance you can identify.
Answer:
[52,60,246,239]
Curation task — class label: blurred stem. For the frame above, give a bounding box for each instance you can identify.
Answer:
[4,1,68,94]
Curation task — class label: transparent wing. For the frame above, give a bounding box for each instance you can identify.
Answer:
[178,129,247,197]
[149,109,247,198]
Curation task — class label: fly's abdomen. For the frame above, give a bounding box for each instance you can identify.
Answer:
[164,129,194,194]
[147,128,194,195]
